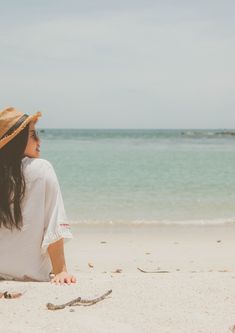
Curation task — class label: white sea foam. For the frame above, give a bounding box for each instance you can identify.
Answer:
[68,217,235,226]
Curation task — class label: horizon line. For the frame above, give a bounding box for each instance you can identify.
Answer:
[38,128,235,130]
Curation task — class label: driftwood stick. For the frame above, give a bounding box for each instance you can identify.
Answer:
[47,297,82,310]
[74,290,112,307]
[0,291,23,299]
[137,267,170,273]
[47,289,112,311]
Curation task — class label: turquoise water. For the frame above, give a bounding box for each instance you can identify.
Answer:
[39,129,235,225]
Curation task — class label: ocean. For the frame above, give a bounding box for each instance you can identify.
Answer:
[39,129,235,225]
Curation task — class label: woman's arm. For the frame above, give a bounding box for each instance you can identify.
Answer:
[48,238,76,285]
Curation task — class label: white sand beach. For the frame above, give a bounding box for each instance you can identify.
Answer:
[1,224,235,333]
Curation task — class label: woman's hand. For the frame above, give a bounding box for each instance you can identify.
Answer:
[50,271,77,285]
[48,239,76,285]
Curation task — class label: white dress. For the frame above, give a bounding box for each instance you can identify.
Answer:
[0,157,72,281]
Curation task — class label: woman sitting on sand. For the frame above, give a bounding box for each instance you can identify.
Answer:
[0,107,76,285]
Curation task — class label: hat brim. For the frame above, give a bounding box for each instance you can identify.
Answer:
[0,111,42,149]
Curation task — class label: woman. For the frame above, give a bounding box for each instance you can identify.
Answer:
[0,107,76,284]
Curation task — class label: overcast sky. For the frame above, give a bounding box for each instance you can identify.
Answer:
[0,0,234,128]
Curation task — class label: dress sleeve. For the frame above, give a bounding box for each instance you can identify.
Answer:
[41,162,73,252]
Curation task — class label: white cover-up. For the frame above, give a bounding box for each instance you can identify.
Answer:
[0,157,72,281]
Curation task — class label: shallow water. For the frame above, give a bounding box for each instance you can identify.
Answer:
[39,129,235,225]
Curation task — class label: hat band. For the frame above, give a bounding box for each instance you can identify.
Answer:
[0,114,29,140]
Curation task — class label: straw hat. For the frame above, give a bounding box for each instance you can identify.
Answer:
[0,107,42,149]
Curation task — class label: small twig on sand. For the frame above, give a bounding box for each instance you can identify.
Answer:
[0,291,23,299]
[46,289,112,311]
[137,267,170,273]
[112,269,122,273]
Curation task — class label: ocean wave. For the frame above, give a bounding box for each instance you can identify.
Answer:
[68,217,235,226]
[181,131,235,138]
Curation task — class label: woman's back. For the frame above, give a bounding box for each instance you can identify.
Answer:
[0,157,72,281]
[0,107,76,284]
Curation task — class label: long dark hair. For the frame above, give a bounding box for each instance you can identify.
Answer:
[0,124,29,230]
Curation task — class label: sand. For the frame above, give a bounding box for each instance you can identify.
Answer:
[1,224,235,333]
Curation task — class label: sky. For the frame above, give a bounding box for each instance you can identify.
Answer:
[0,0,235,129]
